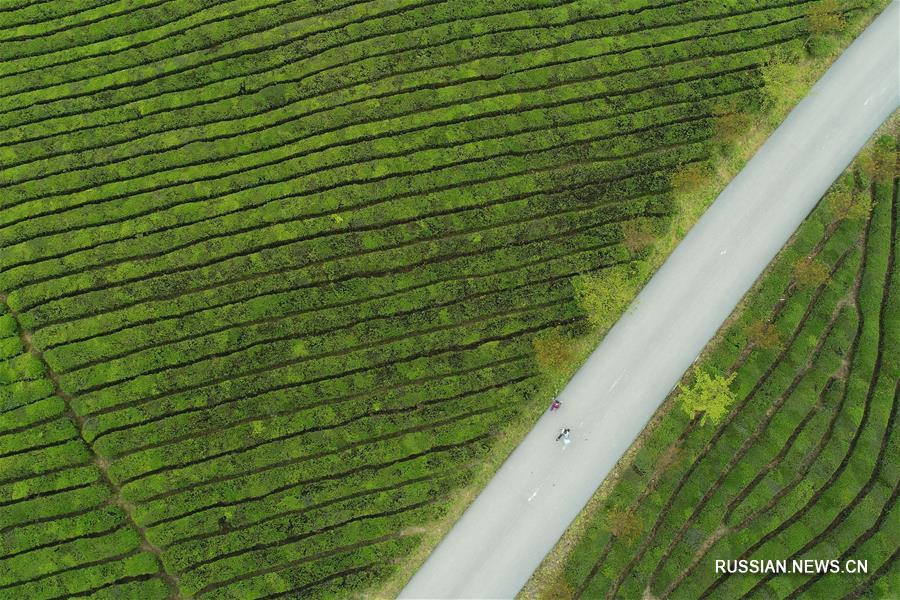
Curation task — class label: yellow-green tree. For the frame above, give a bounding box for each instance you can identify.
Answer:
[760,55,811,112]
[573,264,647,331]
[825,182,871,222]
[678,368,737,426]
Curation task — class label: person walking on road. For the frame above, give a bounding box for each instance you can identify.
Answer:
[556,427,570,442]
[550,400,561,411]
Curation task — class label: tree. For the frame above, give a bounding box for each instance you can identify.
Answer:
[825,183,871,222]
[759,54,812,112]
[573,266,635,330]
[746,319,782,351]
[794,258,829,288]
[677,368,737,426]
[532,331,575,375]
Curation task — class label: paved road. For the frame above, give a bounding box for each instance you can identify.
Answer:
[400,4,899,599]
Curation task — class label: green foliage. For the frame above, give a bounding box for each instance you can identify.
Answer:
[745,319,783,351]
[0,1,888,597]
[794,257,831,288]
[677,368,737,426]
[825,179,872,222]
[607,507,643,541]
[760,53,813,111]
[555,131,898,600]
[573,263,646,331]
[858,134,898,182]
[808,0,846,34]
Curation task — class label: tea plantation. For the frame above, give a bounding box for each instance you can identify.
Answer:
[0,1,889,598]
[548,133,897,599]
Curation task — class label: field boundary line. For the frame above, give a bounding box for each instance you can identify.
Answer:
[0,292,182,598]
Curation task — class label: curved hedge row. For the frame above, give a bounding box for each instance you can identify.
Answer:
[554,134,897,599]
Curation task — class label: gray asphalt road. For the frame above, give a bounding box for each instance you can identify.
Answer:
[399,4,900,599]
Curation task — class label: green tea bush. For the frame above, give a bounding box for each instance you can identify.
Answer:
[1,1,887,596]
[556,133,897,599]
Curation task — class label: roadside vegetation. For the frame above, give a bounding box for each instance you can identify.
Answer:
[528,127,897,599]
[0,0,890,597]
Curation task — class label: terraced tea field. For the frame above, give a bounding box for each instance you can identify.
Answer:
[546,132,897,599]
[0,0,889,598]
